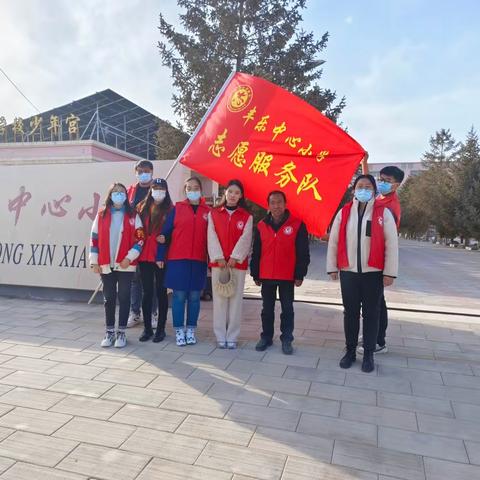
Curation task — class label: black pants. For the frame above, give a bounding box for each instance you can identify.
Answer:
[260,281,295,342]
[139,262,168,333]
[340,271,383,352]
[377,294,388,347]
[101,270,134,330]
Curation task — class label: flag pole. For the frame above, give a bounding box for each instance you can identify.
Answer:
[88,71,237,305]
[165,70,237,180]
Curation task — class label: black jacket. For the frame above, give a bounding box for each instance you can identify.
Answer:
[250,210,310,282]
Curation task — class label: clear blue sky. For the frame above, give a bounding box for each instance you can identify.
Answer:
[0,0,478,164]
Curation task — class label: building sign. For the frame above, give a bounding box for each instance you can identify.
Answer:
[0,160,184,291]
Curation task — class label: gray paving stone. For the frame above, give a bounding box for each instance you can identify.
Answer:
[451,401,480,421]
[412,382,480,403]
[251,426,333,461]
[441,372,480,389]
[0,344,54,358]
[94,367,157,387]
[345,373,412,394]
[187,366,250,384]
[341,402,418,430]
[110,403,186,432]
[176,414,255,446]
[0,371,62,389]
[0,453,14,475]
[227,359,286,376]
[46,362,105,380]
[160,392,232,418]
[0,356,58,373]
[298,413,377,445]
[0,386,65,410]
[44,350,99,365]
[377,364,443,384]
[282,456,377,480]
[283,365,345,385]
[333,440,425,480]
[0,462,87,480]
[120,427,207,463]
[148,375,212,395]
[57,443,150,480]
[407,358,473,374]
[196,441,286,480]
[247,373,310,395]
[378,426,468,462]
[101,383,170,407]
[136,457,231,480]
[0,431,78,467]
[208,382,273,406]
[48,377,114,397]
[262,351,319,368]
[424,457,480,480]
[54,416,136,447]
[309,382,377,405]
[50,394,124,420]
[465,440,480,465]
[226,402,300,431]
[377,391,454,417]
[0,406,72,435]
[269,391,340,417]
[417,413,480,441]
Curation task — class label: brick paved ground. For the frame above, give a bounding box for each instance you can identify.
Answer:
[0,296,478,479]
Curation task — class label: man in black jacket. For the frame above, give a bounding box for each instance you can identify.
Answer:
[250,191,310,355]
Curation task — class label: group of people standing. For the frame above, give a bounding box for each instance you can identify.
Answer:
[89,157,403,373]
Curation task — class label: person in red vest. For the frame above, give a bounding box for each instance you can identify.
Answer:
[250,191,310,355]
[89,183,144,348]
[136,178,173,343]
[359,161,404,355]
[126,160,155,329]
[208,179,253,349]
[156,177,210,346]
[326,175,398,372]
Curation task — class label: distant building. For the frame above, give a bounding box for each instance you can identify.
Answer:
[368,161,425,181]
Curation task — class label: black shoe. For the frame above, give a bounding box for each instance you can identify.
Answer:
[282,341,293,355]
[139,329,154,342]
[152,329,166,343]
[339,349,356,369]
[255,338,273,351]
[361,350,375,373]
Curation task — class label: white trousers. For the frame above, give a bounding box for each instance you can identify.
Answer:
[211,267,246,343]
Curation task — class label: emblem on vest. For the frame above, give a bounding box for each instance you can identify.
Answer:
[377,216,383,226]
[203,213,208,221]
[236,221,245,230]
[129,218,135,226]
[283,226,293,235]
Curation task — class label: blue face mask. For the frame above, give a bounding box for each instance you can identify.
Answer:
[377,181,393,195]
[137,172,152,184]
[186,191,201,202]
[354,189,373,203]
[111,192,127,205]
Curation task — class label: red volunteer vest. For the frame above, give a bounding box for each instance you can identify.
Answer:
[337,201,386,271]
[375,192,401,229]
[258,215,302,281]
[209,207,251,270]
[167,199,210,262]
[138,206,170,263]
[97,208,140,266]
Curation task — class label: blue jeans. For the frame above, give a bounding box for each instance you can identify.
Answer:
[131,266,157,315]
[172,290,201,328]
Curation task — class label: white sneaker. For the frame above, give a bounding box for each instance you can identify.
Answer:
[185,327,197,345]
[226,342,237,349]
[175,328,186,346]
[101,331,115,347]
[152,311,158,329]
[357,344,388,355]
[114,331,127,348]
[217,342,227,349]
[127,312,142,328]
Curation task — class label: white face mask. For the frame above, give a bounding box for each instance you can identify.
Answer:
[151,190,166,202]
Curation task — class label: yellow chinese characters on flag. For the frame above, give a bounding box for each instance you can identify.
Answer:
[180,72,365,236]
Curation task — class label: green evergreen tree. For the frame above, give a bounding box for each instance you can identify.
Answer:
[454,127,480,240]
[158,0,345,133]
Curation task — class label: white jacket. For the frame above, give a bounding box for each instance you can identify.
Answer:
[326,198,399,277]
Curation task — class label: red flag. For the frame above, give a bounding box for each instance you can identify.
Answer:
[179,72,365,236]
